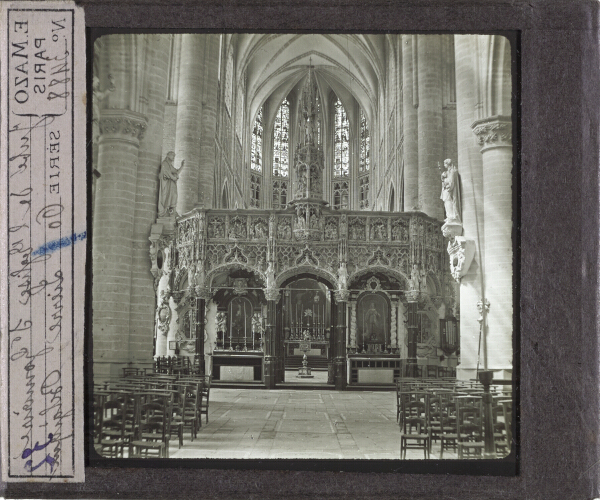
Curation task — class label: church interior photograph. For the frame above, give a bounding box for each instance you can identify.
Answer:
[91,33,514,461]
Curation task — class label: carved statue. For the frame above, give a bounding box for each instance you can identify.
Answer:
[296,206,306,229]
[410,264,420,291]
[216,311,227,333]
[188,263,197,287]
[198,212,206,236]
[158,151,184,217]
[365,302,381,339]
[266,260,276,289]
[252,312,263,334]
[269,213,276,238]
[339,214,348,238]
[92,74,115,142]
[296,165,307,198]
[338,262,348,291]
[254,218,267,239]
[439,159,461,223]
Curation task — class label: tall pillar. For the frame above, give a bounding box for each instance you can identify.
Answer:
[454,35,486,380]
[264,289,279,388]
[390,299,398,349]
[417,35,444,220]
[175,34,204,214]
[472,116,513,378]
[398,301,408,359]
[405,292,419,377]
[350,300,357,348]
[195,295,207,374]
[197,35,220,208]
[333,291,349,390]
[129,34,171,368]
[402,35,419,210]
[154,276,170,358]
[93,108,146,379]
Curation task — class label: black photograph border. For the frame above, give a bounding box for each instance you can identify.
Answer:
[5,1,598,499]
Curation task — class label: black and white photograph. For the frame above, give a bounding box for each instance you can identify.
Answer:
[90,33,515,462]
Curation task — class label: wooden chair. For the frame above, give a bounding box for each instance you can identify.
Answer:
[122,367,140,378]
[98,399,128,458]
[439,395,459,458]
[200,375,212,425]
[493,398,512,457]
[129,417,167,458]
[172,383,201,440]
[456,396,485,459]
[400,395,431,459]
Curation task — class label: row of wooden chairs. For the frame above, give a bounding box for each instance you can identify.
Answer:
[94,374,212,458]
[407,366,457,379]
[397,380,512,459]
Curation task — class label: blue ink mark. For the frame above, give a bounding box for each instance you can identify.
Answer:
[32,231,86,256]
[25,454,56,473]
[22,433,54,459]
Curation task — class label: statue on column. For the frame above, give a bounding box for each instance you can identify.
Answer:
[158,151,185,217]
[410,264,421,291]
[439,159,461,223]
[92,74,115,143]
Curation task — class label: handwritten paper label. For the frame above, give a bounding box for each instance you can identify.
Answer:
[1,2,85,482]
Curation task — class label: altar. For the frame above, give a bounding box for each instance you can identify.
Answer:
[212,351,264,382]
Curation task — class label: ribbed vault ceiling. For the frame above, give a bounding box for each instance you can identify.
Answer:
[233,34,389,125]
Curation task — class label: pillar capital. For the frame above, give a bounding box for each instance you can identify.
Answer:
[264,287,281,302]
[471,115,512,151]
[99,108,147,142]
[405,289,421,303]
[334,289,350,303]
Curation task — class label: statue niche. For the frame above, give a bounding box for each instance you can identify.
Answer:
[357,293,389,352]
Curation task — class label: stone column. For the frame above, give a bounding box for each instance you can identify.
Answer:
[398,300,408,358]
[453,35,486,380]
[417,35,444,220]
[93,108,146,379]
[402,35,419,210]
[166,295,179,356]
[390,299,398,349]
[154,280,170,358]
[350,300,357,348]
[175,34,204,214]
[472,116,513,378]
[197,35,221,209]
[263,288,279,388]
[405,291,419,377]
[195,294,207,374]
[334,290,349,390]
[129,34,171,369]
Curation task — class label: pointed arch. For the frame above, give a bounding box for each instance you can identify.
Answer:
[221,181,229,209]
[389,184,395,212]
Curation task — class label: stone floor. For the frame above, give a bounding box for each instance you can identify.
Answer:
[168,387,459,460]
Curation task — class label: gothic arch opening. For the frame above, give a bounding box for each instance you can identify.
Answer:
[221,183,229,208]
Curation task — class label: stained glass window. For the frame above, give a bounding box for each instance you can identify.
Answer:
[334,98,349,178]
[359,110,370,173]
[250,174,261,208]
[333,180,349,210]
[273,98,290,177]
[272,180,288,210]
[251,106,263,172]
